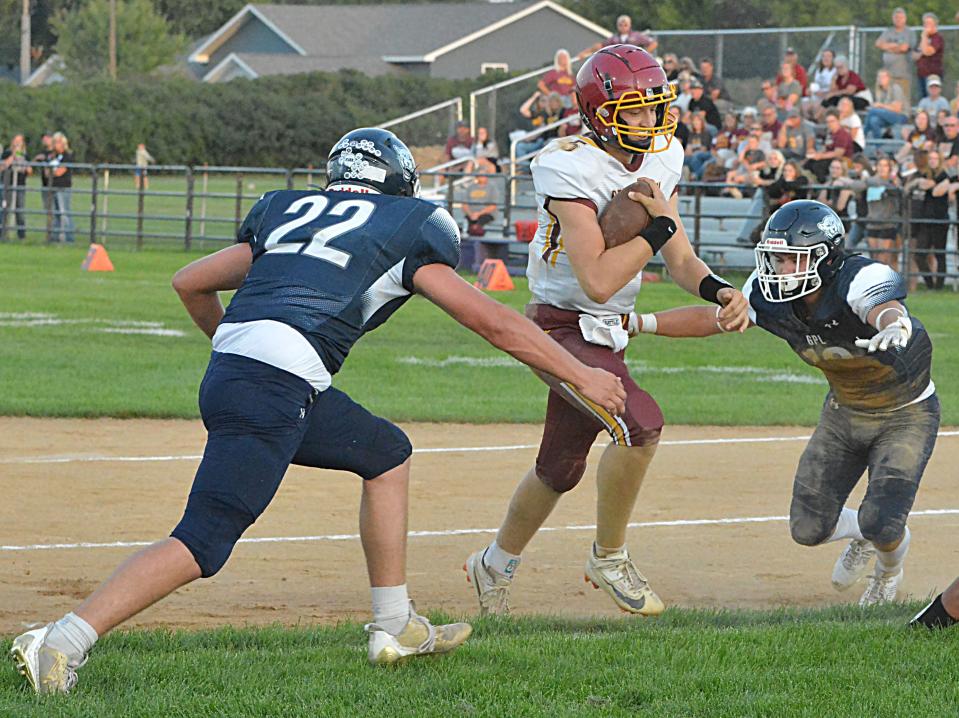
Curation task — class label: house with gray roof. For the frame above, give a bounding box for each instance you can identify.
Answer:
[188,1,608,82]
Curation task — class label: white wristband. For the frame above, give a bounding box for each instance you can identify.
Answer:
[715,306,729,333]
[640,313,657,334]
[874,306,906,330]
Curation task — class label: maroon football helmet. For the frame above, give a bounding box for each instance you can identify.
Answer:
[575,44,677,154]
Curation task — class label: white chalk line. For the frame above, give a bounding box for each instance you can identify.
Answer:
[3,509,958,553]
[5,430,959,466]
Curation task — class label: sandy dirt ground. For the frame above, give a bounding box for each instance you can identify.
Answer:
[2,417,958,635]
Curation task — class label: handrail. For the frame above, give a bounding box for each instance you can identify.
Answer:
[378,97,463,131]
[508,115,580,205]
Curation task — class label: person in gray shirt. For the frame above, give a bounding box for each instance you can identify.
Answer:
[875,7,916,101]
[865,69,908,139]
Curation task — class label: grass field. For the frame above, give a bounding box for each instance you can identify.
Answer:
[0,243,956,424]
[3,607,958,717]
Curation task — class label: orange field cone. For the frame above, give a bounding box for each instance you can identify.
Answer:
[81,243,114,272]
[474,259,514,291]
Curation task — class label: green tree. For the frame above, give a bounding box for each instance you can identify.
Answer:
[51,0,183,80]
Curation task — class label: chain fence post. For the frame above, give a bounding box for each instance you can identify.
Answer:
[89,164,98,245]
[185,166,194,251]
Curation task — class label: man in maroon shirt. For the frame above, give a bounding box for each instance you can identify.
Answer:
[914,12,945,97]
[444,121,474,162]
[805,110,854,182]
[822,55,868,109]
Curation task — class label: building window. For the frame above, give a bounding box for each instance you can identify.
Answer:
[481,62,509,74]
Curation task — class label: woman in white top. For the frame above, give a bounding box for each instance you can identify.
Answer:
[838,96,865,151]
[808,49,837,114]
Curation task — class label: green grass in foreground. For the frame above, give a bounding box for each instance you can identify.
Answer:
[2,606,957,717]
[1,243,957,424]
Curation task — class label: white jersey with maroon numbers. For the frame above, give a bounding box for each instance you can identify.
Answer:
[527,134,683,315]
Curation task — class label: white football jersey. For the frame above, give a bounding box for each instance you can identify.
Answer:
[526,134,684,315]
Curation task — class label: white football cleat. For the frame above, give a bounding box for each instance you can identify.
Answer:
[365,602,472,666]
[464,549,512,616]
[832,539,877,591]
[859,567,903,607]
[10,624,82,694]
[584,544,665,616]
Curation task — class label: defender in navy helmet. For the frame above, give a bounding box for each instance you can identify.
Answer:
[755,200,846,302]
[621,198,940,609]
[326,127,420,197]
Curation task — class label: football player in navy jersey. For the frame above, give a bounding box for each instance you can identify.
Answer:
[10,128,628,692]
[631,200,938,608]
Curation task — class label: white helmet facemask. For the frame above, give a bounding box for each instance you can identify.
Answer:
[755,237,831,303]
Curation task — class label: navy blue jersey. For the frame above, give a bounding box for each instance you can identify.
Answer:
[221,189,460,373]
[744,255,932,411]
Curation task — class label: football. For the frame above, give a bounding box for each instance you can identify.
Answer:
[598,178,655,249]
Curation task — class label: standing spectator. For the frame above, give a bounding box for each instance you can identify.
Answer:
[918,76,950,124]
[875,7,916,102]
[853,156,902,270]
[459,159,500,237]
[776,48,809,96]
[538,49,575,107]
[808,49,837,111]
[865,68,908,139]
[687,78,721,130]
[134,142,155,190]
[49,132,74,244]
[471,126,500,171]
[838,97,865,153]
[699,57,729,104]
[32,133,53,221]
[776,62,802,111]
[444,121,474,163]
[0,134,32,240]
[904,150,949,289]
[777,108,815,161]
[578,15,656,59]
[914,12,944,98]
[806,110,855,182]
[822,55,868,110]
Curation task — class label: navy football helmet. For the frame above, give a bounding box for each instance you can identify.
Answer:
[755,199,846,302]
[326,128,420,197]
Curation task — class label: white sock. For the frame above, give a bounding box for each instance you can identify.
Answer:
[483,541,521,579]
[827,507,865,543]
[370,585,411,635]
[45,612,98,667]
[876,526,910,574]
[593,542,626,558]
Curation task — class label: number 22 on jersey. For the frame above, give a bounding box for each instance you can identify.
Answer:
[263,195,375,268]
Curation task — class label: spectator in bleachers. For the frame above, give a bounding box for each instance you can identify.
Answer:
[537,49,575,107]
[0,134,32,240]
[950,80,959,116]
[672,72,694,114]
[759,105,782,141]
[718,112,747,144]
[515,91,563,159]
[778,108,815,161]
[817,158,857,229]
[766,160,810,207]
[662,53,680,82]
[918,76,950,124]
[49,131,74,244]
[808,49,837,112]
[875,7,916,103]
[757,149,785,185]
[578,14,656,59]
[776,61,802,112]
[899,110,934,156]
[822,55,868,110]
[934,110,951,141]
[699,57,729,103]
[444,120,474,163]
[472,126,499,171]
[914,12,944,98]
[853,156,902,270]
[838,96,865,153]
[806,110,855,183]
[758,80,779,113]
[905,149,954,289]
[679,56,699,79]
[865,68,908,139]
[936,115,959,173]
[685,112,714,179]
[687,78,721,131]
[459,158,500,237]
[777,48,809,97]
[725,130,767,198]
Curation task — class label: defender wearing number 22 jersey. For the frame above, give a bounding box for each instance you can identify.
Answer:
[10,128,629,694]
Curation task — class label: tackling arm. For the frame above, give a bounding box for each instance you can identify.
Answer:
[637,305,754,337]
[172,243,253,338]
[412,263,626,415]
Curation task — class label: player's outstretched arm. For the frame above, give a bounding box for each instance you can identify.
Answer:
[635,305,753,338]
[412,263,626,416]
[172,244,253,339]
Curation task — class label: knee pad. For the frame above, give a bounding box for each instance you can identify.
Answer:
[535,456,587,493]
[789,514,834,547]
[171,491,257,577]
[857,503,907,547]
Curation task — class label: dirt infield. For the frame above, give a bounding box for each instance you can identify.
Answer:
[2,417,958,635]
